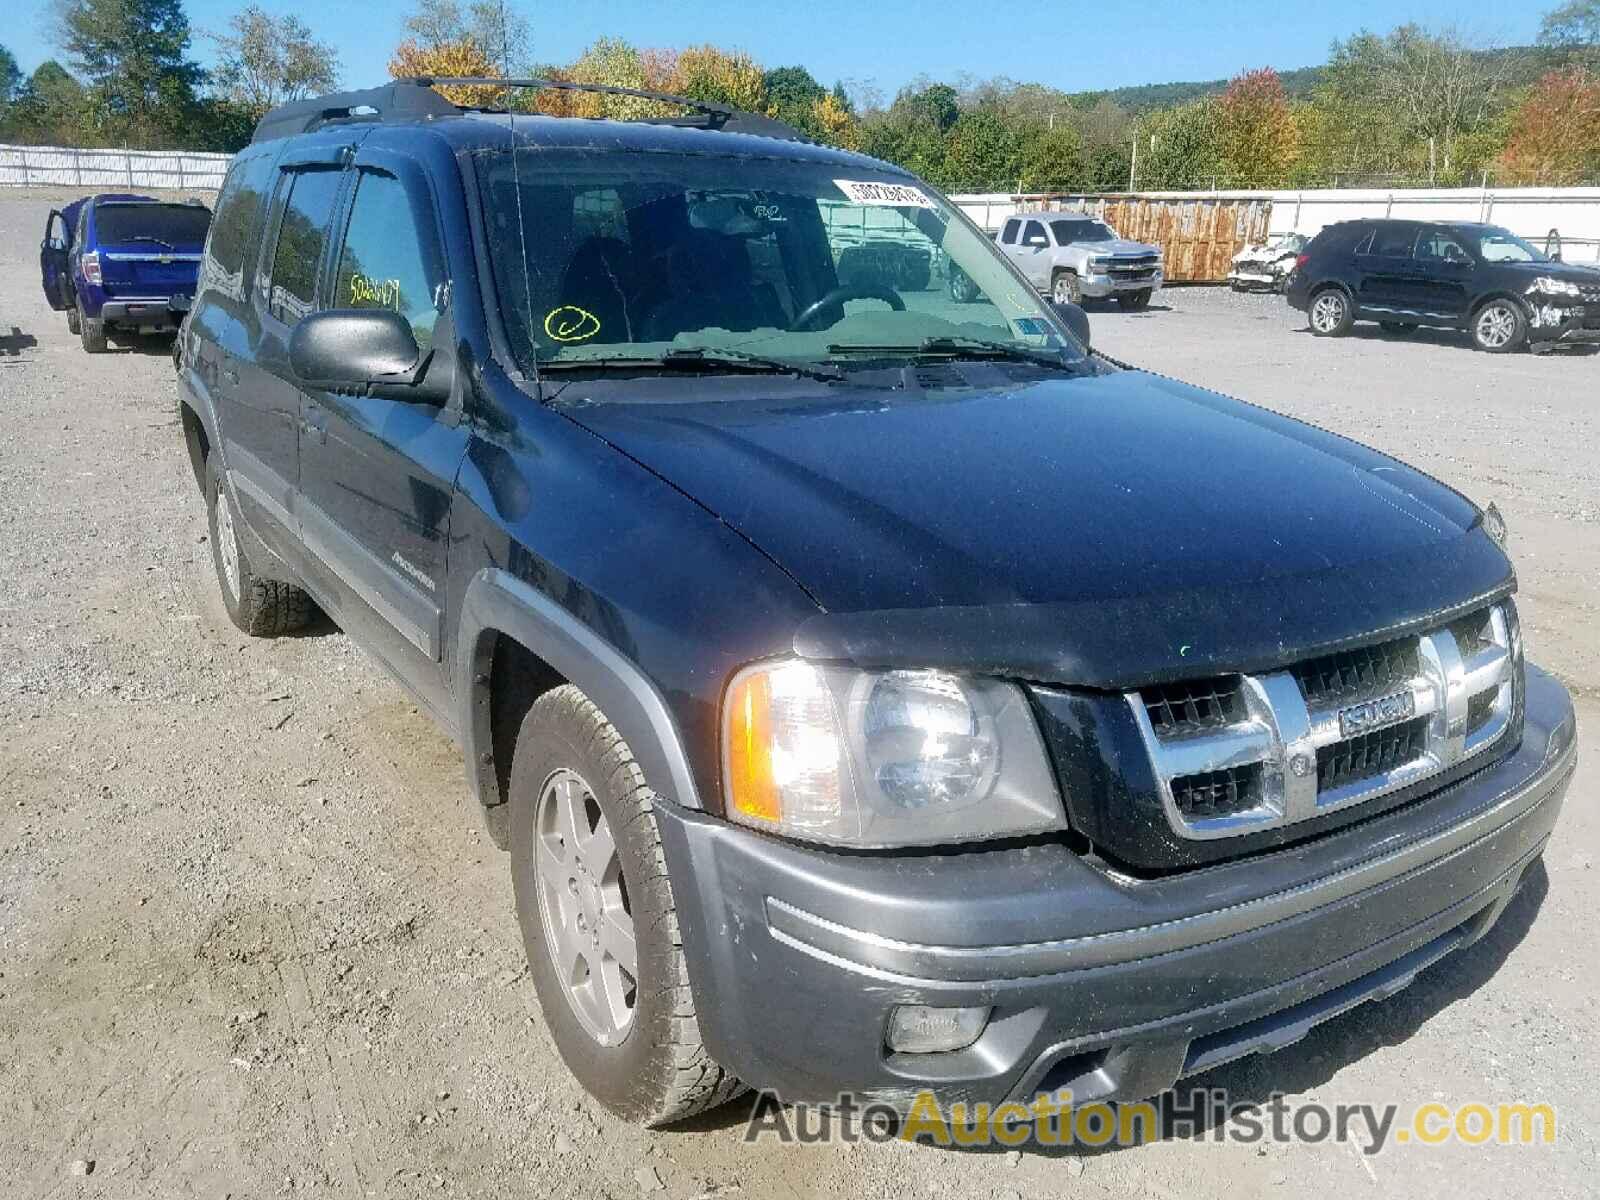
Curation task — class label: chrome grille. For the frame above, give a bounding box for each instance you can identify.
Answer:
[1172,764,1262,820]
[1292,638,1419,707]
[1144,677,1246,735]
[1128,604,1518,840]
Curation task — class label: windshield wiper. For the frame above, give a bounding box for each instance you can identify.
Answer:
[123,236,178,250]
[538,347,842,383]
[827,336,1085,371]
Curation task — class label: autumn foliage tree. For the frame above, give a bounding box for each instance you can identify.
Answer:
[388,36,504,107]
[1498,68,1600,183]
[1217,68,1298,186]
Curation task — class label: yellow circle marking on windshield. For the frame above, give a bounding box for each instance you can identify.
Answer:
[545,305,602,343]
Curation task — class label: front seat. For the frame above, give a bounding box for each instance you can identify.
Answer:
[640,231,782,341]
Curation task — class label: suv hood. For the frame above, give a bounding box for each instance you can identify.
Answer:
[565,370,1510,687]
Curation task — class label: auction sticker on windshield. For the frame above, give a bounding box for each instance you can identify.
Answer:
[833,180,935,208]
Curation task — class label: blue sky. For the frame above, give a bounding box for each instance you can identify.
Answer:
[9,0,1547,99]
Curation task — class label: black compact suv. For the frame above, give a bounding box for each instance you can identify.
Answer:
[177,79,1576,1126]
[1286,217,1600,352]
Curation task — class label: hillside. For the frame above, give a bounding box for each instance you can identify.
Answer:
[1069,44,1568,113]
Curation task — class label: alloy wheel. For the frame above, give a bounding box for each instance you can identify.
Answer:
[1311,293,1345,332]
[1476,304,1515,349]
[214,486,240,601]
[532,768,638,1045]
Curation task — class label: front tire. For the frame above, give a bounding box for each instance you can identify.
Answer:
[205,457,313,636]
[1052,270,1082,305]
[1472,299,1528,354]
[947,267,980,304]
[1308,288,1353,337]
[510,686,742,1126]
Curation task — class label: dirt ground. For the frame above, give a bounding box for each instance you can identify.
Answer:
[0,191,1595,1199]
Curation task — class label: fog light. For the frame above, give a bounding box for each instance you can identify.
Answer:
[886,1004,990,1054]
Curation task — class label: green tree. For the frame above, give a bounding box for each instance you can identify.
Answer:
[1323,25,1512,183]
[764,65,825,116]
[1137,99,1223,189]
[1015,122,1086,191]
[0,44,20,104]
[2,59,89,143]
[55,0,206,147]
[1540,0,1600,47]
[939,108,1021,190]
[211,6,339,119]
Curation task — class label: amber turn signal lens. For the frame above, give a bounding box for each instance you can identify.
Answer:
[726,670,781,823]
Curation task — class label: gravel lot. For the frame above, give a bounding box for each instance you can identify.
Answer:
[0,191,1595,1199]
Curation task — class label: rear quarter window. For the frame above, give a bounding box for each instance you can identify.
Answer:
[203,154,276,301]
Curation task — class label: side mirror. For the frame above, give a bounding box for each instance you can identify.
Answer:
[1052,301,1091,350]
[289,309,449,404]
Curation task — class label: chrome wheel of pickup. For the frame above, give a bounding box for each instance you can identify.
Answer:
[533,767,637,1044]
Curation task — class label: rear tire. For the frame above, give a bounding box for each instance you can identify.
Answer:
[1472,299,1528,354]
[509,685,743,1126]
[78,304,106,353]
[66,306,81,335]
[1308,288,1353,337]
[205,457,313,636]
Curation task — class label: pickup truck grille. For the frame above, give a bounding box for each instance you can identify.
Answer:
[1128,603,1519,840]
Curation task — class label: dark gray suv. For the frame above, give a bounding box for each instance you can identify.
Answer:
[176,78,1577,1126]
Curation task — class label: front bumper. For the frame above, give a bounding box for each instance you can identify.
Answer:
[658,664,1575,1109]
[1528,302,1600,346]
[1078,269,1163,299]
[1228,267,1286,289]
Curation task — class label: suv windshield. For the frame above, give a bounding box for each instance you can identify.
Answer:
[1470,226,1549,264]
[1050,219,1116,244]
[478,150,1078,373]
[95,203,211,247]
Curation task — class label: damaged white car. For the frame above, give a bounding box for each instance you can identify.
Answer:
[1227,232,1308,292]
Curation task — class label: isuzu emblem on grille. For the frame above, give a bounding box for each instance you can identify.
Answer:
[1337,689,1416,738]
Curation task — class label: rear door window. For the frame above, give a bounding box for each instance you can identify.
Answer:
[332,170,444,350]
[1000,218,1020,245]
[264,168,344,325]
[1367,224,1416,258]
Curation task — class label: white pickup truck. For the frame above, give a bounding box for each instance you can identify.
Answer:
[994,213,1163,309]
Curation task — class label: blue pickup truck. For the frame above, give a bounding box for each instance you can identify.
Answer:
[40,193,211,353]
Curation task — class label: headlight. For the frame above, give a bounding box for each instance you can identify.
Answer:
[1530,276,1581,298]
[722,661,1063,847]
[1482,501,1511,553]
[1086,257,1107,272]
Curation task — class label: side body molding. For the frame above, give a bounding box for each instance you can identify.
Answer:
[456,567,704,813]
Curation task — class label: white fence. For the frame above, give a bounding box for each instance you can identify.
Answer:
[951,187,1600,267]
[0,144,231,192]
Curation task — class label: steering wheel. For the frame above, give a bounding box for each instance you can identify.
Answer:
[790,282,905,331]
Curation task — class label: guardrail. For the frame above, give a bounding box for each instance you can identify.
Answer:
[0,144,230,192]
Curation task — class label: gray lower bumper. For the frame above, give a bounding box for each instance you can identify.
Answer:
[1078,271,1162,299]
[101,298,187,326]
[657,665,1576,1109]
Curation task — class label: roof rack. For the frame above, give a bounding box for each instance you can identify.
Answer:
[252,77,812,145]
